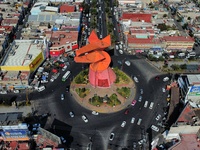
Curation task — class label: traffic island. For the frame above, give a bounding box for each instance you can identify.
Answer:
[70,68,135,113]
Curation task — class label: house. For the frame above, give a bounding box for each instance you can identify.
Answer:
[121,12,152,23]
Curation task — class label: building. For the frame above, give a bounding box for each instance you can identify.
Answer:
[178,74,200,107]
[59,3,75,13]
[162,36,195,52]
[30,2,58,15]
[45,30,78,57]
[121,12,152,23]
[0,40,46,90]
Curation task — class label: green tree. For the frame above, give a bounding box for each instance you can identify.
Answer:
[157,23,168,31]
[163,14,167,18]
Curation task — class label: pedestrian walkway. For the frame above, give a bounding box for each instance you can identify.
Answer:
[70,77,136,113]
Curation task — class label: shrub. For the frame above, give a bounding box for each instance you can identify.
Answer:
[117,87,131,98]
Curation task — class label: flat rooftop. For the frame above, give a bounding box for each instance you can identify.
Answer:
[2,40,43,66]
[187,74,200,85]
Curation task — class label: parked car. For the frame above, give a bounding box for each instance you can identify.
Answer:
[69,111,74,118]
[60,136,66,144]
[131,100,137,106]
[109,133,115,141]
[121,121,126,127]
[162,88,166,92]
[13,90,20,93]
[119,50,123,54]
[92,111,99,115]
[149,102,154,109]
[131,117,135,123]
[0,91,7,94]
[62,65,67,71]
[156,114,161,121]
[151,125,159,132]
[137,118,142,125]
[82,115,88,123]
[37,86,45,92]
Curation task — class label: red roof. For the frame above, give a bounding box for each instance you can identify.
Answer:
[0,26,14,31]
[127,35,161,44]
[177,103,195,123]
[163,36,195,42]
[121,13,152,23]
[60,4,75,13]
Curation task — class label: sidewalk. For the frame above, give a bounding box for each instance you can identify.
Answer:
[70,77,136,113]
[0,103,33,117]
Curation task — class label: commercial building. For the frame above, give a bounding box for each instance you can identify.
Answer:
[0,40,46,90]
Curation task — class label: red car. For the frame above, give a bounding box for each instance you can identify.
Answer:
[124,109,129,115]
[131,100,137,106]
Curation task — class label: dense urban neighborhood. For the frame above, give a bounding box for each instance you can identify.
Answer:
[0,0,200,150]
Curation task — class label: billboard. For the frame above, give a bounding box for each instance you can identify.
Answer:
[189,86,200,96]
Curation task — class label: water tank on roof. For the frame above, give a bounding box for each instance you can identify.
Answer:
[53,27,58,31]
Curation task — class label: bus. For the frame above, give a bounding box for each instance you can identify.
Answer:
[62,71,71,82]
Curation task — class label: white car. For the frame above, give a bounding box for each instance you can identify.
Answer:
[62,65,67,71]
[82,115,88,123]
[134,77,139,83]
[138,96,142,102]
[121,121,126,127]
[119,50,123,54]
[69,112,74,118]
[0,91,7,94]
[131,117,135,123]
[13,90,20,93]
[125,60,131,66]
[50,78,54,82]
[151,125,159,132]
[162,88,166,92]
[163,77,169,82]
[109,133,115,141]
[61,94,65,100]
[92,111,99,115]
[156,114,161,121]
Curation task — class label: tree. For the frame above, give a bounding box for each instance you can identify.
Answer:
[163,14,167,18]
[188,17,191,20]
[157,23,168,31]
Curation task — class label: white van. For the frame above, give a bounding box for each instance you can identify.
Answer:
[149,102,154,109]
[37,86,45,92]
[144,101,148,108]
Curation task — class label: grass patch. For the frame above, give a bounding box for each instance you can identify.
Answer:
[89,94,103,107]
[75,87,90,98]
[74,69,89,84]
[107,93,121,107]
[116,87,131,98]
[113,67,130,84]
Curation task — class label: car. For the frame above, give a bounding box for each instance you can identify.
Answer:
[144,101,148,108]
[13,90,20,93]
[149,102,154,109]
[155,76,160,80]
[137,118,142,125]
[61,94,65,100]
[62,65,67,71]
[163,77,169,82]
[131,100,137,106]
[138,139,145,145]
[0,90,7,94]
[125,60,131,66]
[124,109,129,114]
[60,136,66,143]
[121,121,126,127]
[119,44,123,49]
[140,89,143,94]
[109,133,115,140]
[82,115,88,123]
[37,86,45,92]
[50,78,54,82]
[156,114,161,121]
[119,50,123,54]
[133,142,137,149]
[131,117,135,123]
[92,111,99,115]
[138,96,142,102]
[69,111,74,118]
[134,76,138,83]
[151,125,159,132]
[162,88,166,92]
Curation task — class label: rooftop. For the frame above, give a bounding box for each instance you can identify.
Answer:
[187,74,200,85]
[162,36,195,42]
[121,12,152,23]
[2,40,44,67]
[127,35,162,44]
[45,31,78,47]
[169,134,200,150]
[60,4,75,13]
